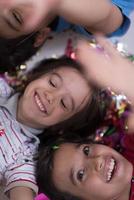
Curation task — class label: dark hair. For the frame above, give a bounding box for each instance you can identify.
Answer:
[24,56,84,86]
[0,33,40,73]
[36,135,94,200]
[20,56,107,138]
[0,17,59,73]
[18,56,85,94]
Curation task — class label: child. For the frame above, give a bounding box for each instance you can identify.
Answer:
[77,36,134,132]
[0,56,103,200]
[36,37,134,200]
[0,0,134,39]
[36,134,134,200]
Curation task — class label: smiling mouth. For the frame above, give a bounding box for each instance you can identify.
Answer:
[34,93,47,114]
[106,158,116,182]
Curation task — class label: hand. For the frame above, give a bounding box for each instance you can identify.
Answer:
[77,36,134,101]
[77,36,134,133]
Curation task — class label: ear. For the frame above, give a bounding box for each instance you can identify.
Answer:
[33,27,51,47]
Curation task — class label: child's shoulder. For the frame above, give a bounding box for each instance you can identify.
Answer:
[0,77,13,98]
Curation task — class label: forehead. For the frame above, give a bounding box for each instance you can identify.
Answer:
[54,143,77,161]
[54,66,83,79]
[53,143,77,168]
[52,143,77,188]
[53,66,91,108]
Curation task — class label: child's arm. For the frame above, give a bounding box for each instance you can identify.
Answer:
[77,36,134,102]
[77,36,134,132]
[10,187,34,200]
[57,0,123,34]
[4,156,38,200]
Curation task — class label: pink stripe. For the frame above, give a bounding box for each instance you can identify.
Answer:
[0,145,8,163]
[8,171,35,181]
[10,121,23,145]
[7,179,37,186]
[9,163,35,170]
[1,110,15,152]
[2,109,23,145]
[2,109,9,119]
[4,132,15,153]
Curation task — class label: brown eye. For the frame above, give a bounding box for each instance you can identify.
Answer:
[83,146,90,156]
[77,169,84,182]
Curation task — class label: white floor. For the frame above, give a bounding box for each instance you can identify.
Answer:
[111,11,134,54]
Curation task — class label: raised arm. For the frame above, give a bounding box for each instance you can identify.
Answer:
[56,0,123,34]
[77,36,134,132]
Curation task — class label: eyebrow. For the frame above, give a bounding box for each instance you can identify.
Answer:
[69,143,81,186]
[53,72,75,111]
[52,72,62,82]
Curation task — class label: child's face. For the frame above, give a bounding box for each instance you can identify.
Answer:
[0,0,56,39]
[18,67,90,128]
[52,143,133,200]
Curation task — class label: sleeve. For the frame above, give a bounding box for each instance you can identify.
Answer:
[0,77,13,98]
[110,0,134,37]
[4,162,38,195]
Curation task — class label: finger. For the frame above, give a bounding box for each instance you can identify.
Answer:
[77,39,108,68]
[95,35,119,57]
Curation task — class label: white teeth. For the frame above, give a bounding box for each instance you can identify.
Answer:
[107,158,115,182]
[35,94,46,113]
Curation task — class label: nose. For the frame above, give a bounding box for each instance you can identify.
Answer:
[87,156,104,172]
[45,92,54,105]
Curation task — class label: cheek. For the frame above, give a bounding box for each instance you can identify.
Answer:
[52,109,70,123]
[0,1,13,8]
[83,181,111,200]
[74,90,90,111]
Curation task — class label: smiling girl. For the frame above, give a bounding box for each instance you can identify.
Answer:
[0,56,103,200]
[36,36,134,200]
[37,134,134,200]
